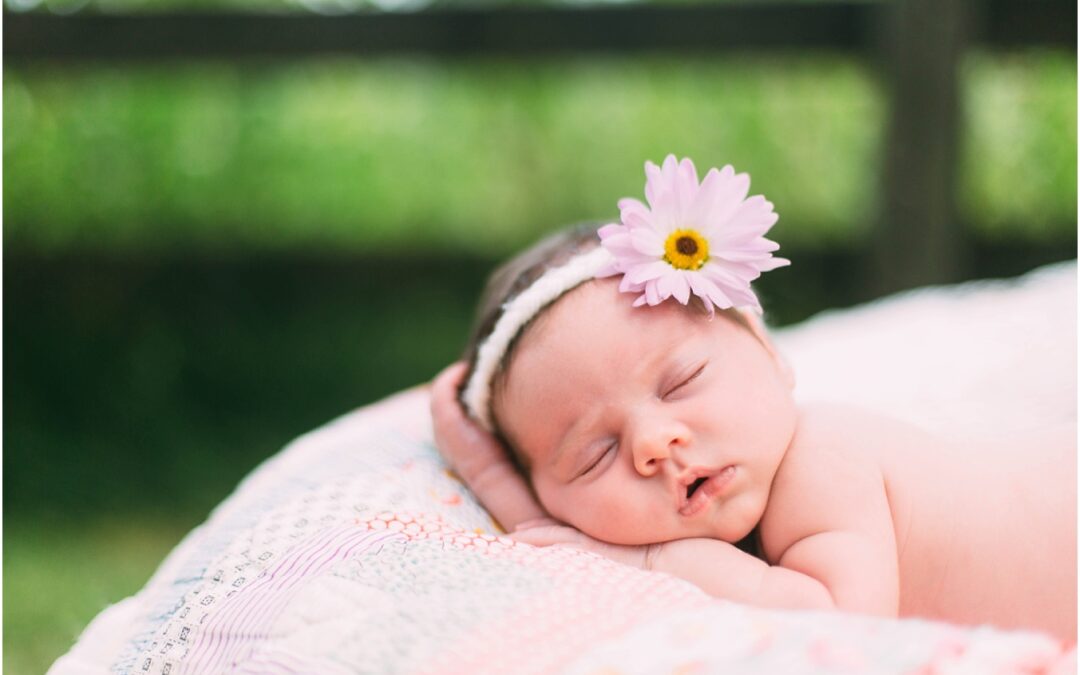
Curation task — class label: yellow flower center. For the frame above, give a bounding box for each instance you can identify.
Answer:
[663,228,709,270]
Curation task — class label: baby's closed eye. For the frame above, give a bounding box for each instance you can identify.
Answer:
[662,363,707,400]
[577,442,617,478]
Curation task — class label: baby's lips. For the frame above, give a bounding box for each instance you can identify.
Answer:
[677,465,737,516]
[674,466,718,509]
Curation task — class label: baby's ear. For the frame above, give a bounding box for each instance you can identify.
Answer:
[740,310,796,390]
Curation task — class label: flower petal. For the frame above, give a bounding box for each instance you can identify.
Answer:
[618,198,653,230]
[656,272,678,301]
[644,280,662,305]
[679,157,699,184]
[700,168,751,233]
[713,241,781,263]
[702,261,750,288]
[756,256,790,271]
[597,223,623,240]
[626,260,672,285]
[710,195,778,246]
[726,285,763,314]
[599,226,645,261]
[671,272,691,305]
[687,273,733,311]
[674,157,699,217]
[619,274,645,294]
[629,228,664,256]
[644,160,661,202]
[687,166,724,226]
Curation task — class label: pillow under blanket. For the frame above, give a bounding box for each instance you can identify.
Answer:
[50,262,1077,675]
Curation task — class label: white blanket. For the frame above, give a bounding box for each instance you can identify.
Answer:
[50,262,1077,675]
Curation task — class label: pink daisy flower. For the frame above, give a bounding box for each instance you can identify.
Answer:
[597,154,789,314]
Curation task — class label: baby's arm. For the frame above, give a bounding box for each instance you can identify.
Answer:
[511,525,834,610]
[511,527,868,611]
[649,538,833,610]
[652,529,897,614]
[430,362,548,532]
[513,521,894,614]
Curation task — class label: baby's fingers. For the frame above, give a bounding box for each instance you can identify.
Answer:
[430,362,504,467]
[509,525,587,548]
[430,362,468,419]
[513,517,563,532]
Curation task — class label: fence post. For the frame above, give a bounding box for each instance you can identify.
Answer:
[871,0,973,295]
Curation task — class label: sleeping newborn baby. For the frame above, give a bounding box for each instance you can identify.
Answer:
[431,156,1077,642]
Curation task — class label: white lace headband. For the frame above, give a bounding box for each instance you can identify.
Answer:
[461,246,614,432]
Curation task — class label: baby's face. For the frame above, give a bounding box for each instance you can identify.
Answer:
[494,279,798,546]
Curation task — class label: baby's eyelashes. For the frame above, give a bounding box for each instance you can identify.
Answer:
[662,363,707,400]
[576,442,617,479]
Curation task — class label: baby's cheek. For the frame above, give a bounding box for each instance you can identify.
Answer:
[582,493,667,545]
[539,488,624,538]
[533,483,592,529]
[536,476,673,544]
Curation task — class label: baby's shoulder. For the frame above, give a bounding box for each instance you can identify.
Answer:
[780,401,944,492]
[790,401,931,458]
[760,402,894,555]
[783,401,887,466]
[794,400,900,435]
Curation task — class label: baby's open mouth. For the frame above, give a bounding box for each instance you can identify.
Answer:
[679,466,737,517]
[686,477,707,499]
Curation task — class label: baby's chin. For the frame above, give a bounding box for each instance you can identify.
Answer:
[573,504,763,547]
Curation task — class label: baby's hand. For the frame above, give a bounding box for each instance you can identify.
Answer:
[511,521,660,571]
[430,362,547,532]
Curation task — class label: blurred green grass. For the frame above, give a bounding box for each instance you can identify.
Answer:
[3,518,192,675]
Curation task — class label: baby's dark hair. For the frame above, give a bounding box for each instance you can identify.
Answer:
[458,222,604,473]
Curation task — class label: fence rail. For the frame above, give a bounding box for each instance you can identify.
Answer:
[3,0,1074,61]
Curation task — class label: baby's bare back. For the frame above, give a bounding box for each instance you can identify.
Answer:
[884,419,1076,639]
[769,405,1076,640]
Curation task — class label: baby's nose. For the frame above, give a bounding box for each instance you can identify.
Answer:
[631,420,689,476]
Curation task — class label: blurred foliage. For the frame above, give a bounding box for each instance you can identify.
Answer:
[5,257,489,519]
[3,55,882,254]
[4,517,190,675]
[960,50,1077,241]
[5,51,1075,257]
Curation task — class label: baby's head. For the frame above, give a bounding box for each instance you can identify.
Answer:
[460,156,794,545]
